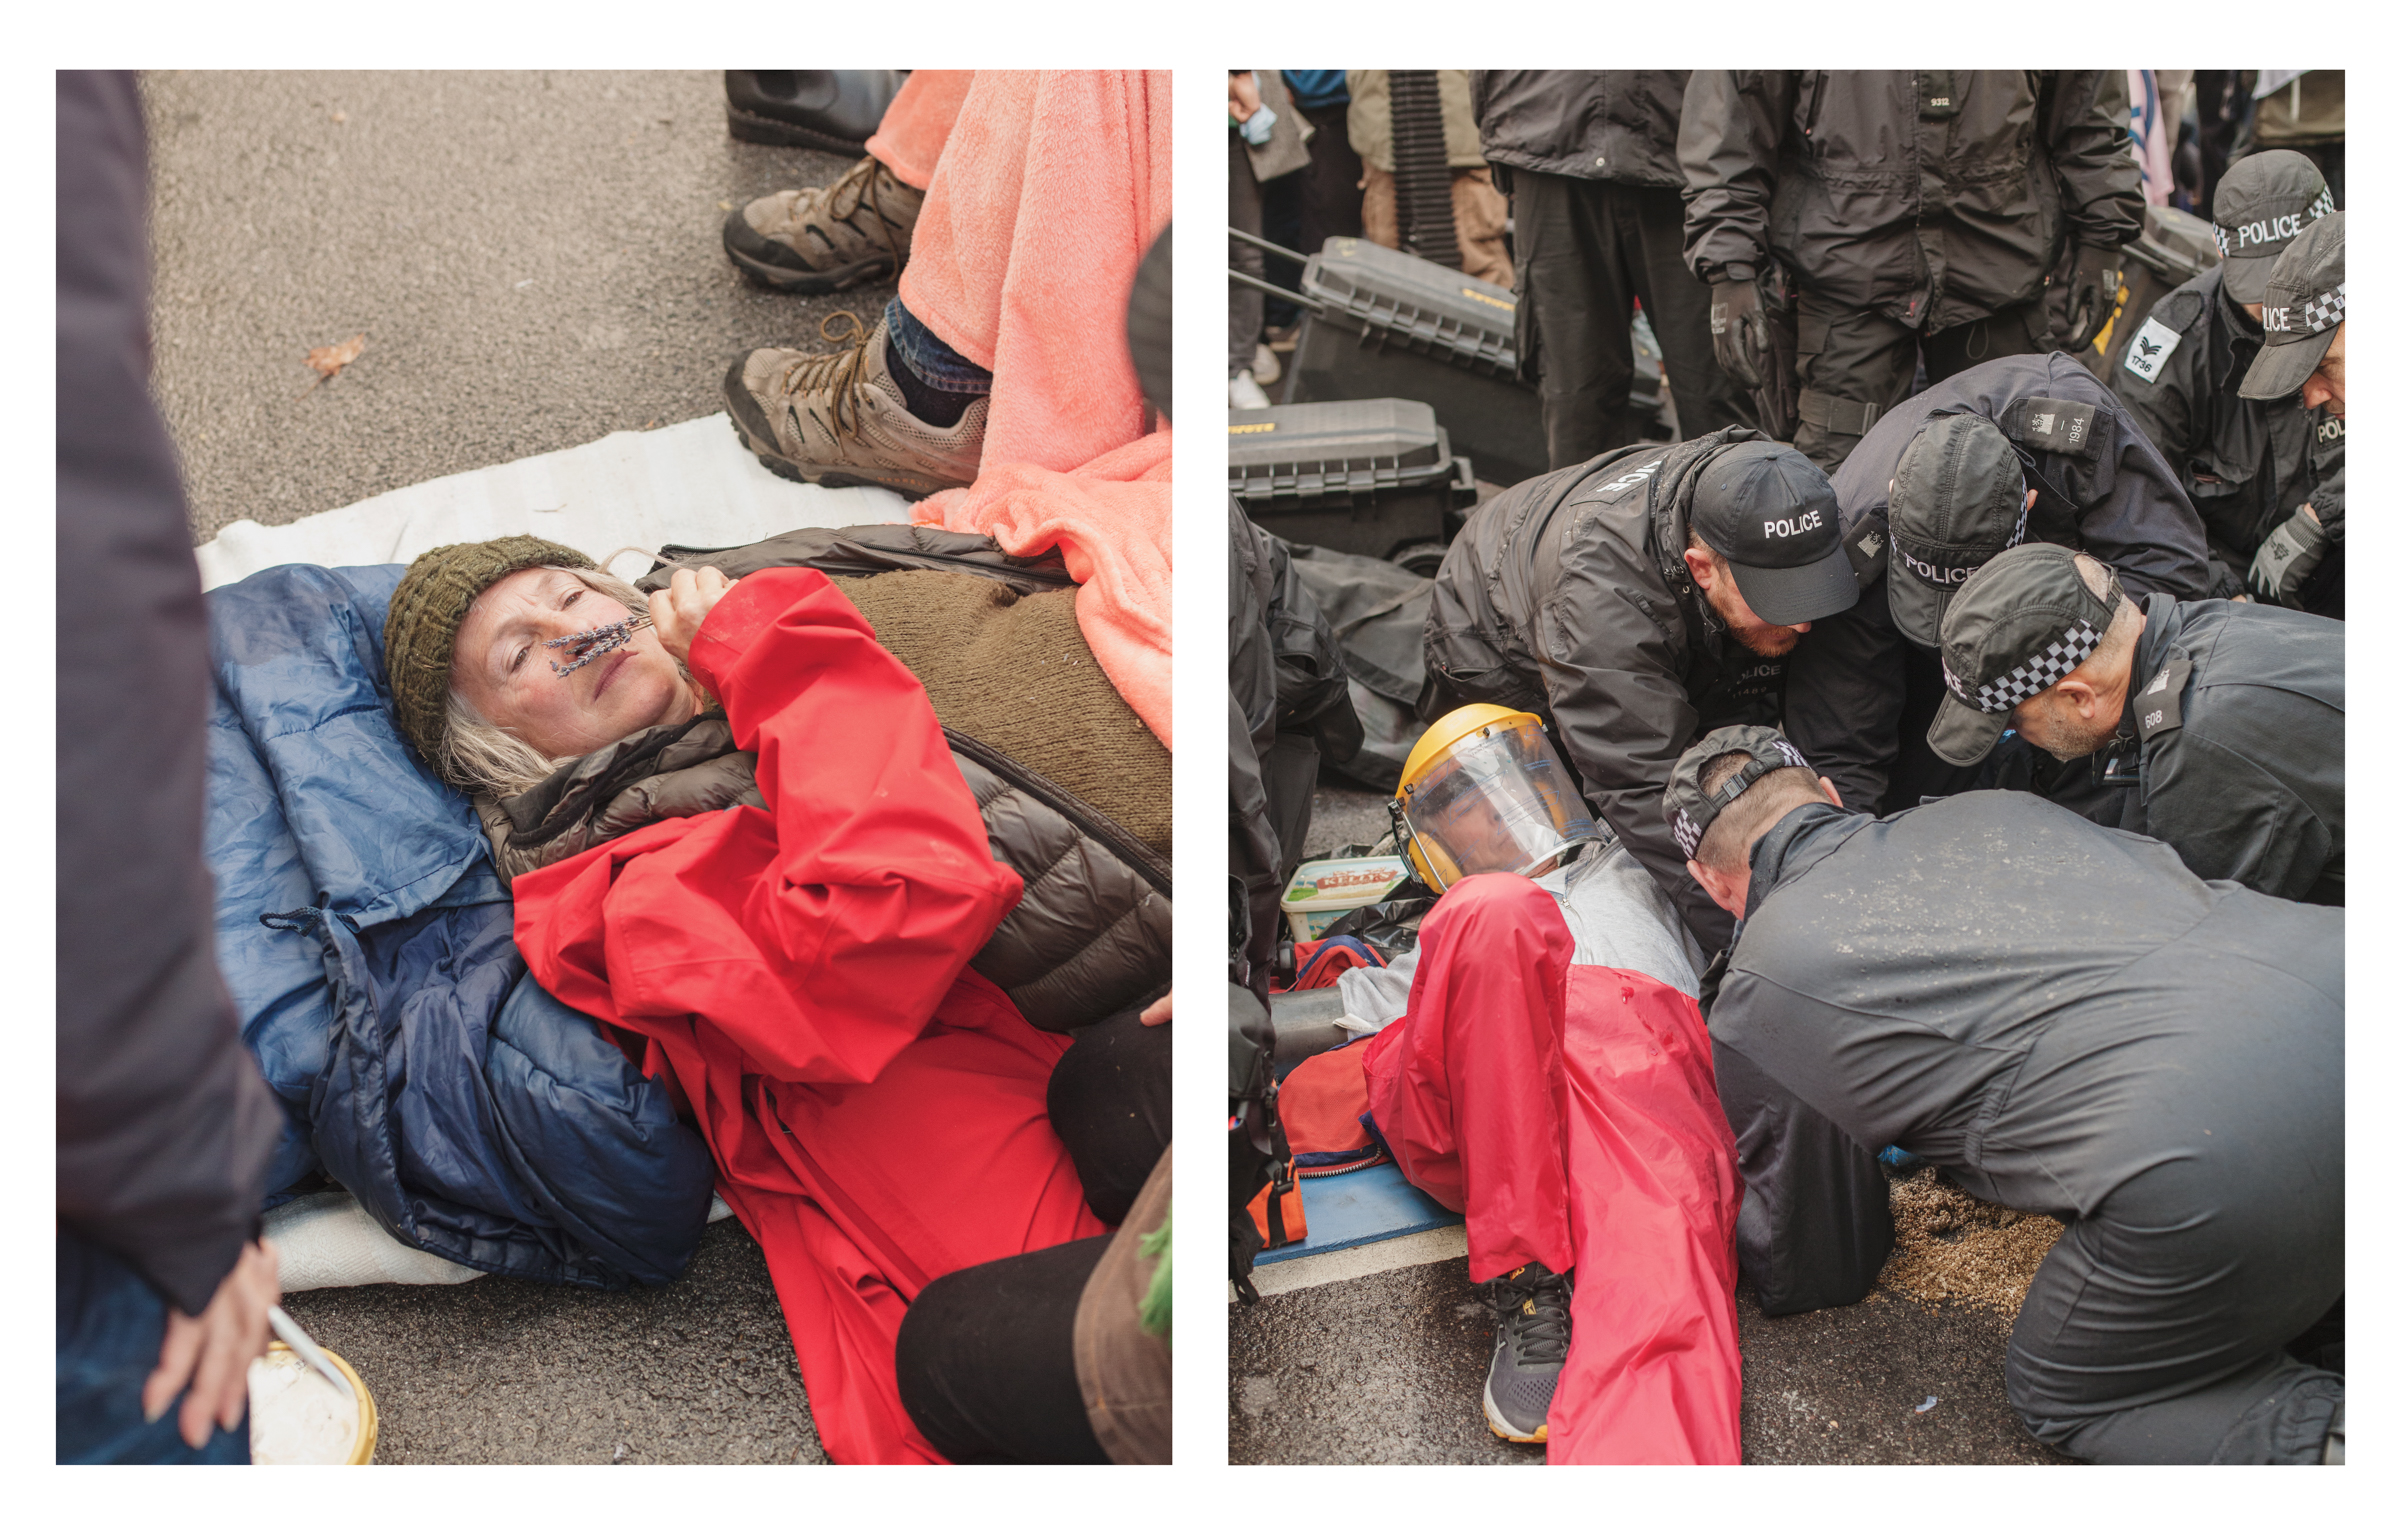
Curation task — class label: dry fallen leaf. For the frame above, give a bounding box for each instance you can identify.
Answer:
[305,334,366,381]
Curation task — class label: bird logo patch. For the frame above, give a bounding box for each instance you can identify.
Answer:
[2122,317,2182,384]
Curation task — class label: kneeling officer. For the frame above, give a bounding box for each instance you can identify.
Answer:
[1427,429,1859,954]
[1672,725,2343,1464]
[1931,542,2343,904]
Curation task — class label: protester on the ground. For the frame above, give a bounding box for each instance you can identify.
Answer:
[57,67,287,1466]
[1327,707,1739,1458]
[1425,431,1859,955]
[2114,151,2342,615]
[380,536,1164,1463]
[1780,355,2213,816]
[1680,72,2142,472]
[1345,70,1512,287]
[1930,543,2342,903]
[1470,71,1752,468]
[1675,724,2343,1464]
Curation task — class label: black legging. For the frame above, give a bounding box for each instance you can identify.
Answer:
[893,1008,1170,1463]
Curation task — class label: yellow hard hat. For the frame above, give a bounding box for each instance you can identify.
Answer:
[1397,703,1542,796]
[1393,705,1598,893]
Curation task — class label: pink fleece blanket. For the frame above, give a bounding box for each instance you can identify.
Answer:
[875,70,1174,748]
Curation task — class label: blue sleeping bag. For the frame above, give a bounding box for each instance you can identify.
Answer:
[205,563,715,1288]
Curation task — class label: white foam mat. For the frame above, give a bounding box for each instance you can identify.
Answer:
[197,412,910,590]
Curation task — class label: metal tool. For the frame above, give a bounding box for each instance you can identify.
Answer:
[267,1305,356,1401]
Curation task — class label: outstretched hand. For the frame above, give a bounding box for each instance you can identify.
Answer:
[648,566,735,666]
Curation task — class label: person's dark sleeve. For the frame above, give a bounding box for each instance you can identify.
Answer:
[2146,731,2333,903]
[2054,369,2214,601]
[1539,550,1736,953]
[57,70,283,1317]
[2043,70,2144,252]
[1781,580,1906,816]
[1677,71,1792,284]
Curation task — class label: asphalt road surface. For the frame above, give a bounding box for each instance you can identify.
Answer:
[1240,784,2072,1465]
[147,69,893,543]
[146,68,899,1464]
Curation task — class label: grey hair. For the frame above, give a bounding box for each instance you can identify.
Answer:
[434,563,682,799]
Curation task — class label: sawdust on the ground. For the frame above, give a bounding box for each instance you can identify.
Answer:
[1877,1169,2064,1319]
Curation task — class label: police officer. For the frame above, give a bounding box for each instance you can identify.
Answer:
[2114,152,2342,615]
[1680,72,2142,472]
[1470,71,1752,466]
[2243,209,2347,414]
[1670,725,2344,1465]
[1426,430,1858,954]
[1781,357,2213,814]
[1934,541,2342,902]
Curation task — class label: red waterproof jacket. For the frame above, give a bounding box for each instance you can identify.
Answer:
[514,568,1109,1464]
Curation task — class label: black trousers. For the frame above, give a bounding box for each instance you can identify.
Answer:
[1793,294,2048,473]
[1230,131,1266,379]
[1511,171,1752,468]
[893,1009,1170,1463]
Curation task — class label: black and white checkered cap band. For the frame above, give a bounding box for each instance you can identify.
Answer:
[2268,283,2345,337]
[1943,621,2104,714]
[1673,808,1704,859]
[1674,736,1812,856]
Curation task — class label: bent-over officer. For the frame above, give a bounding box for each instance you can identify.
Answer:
[2243,208,2346,416]
[1670,725,2343,1465]
[2115,151,2343,615]
[1931,542,2343,904]
[1425,429,1858,954]
[1782,359,2212,814]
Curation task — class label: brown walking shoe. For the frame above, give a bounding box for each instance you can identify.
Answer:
[723,314,984,500]
[722,154,922,294]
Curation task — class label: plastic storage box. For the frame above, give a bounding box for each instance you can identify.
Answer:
[1283,237,1547,487]
[1229,398,1477,572]
[1279,855,1414,944]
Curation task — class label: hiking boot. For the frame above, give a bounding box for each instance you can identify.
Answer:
[1483,1260,1574,1444]
[722,154,923,294]
[723,313,984,500]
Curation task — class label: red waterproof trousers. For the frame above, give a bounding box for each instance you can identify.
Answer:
[1360,874,1745,1463]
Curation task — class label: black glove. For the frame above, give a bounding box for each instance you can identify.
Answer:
[1709,266,1769,389]
[2246,503,2323,599]
[2059,244,2123,353]
[2248,505,2331,606]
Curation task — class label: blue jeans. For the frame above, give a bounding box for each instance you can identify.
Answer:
[885,297,992,394]
[57,1226,250,1464]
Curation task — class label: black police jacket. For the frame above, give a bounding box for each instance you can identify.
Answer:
[1470,70,1692,188]
[1425,430,1785,954]
[1679,71,2143,331]
[1782,352,2213,814]
[2113,266,2346,615]
[2107,594,2344,904]
[1711,793,2341,1303]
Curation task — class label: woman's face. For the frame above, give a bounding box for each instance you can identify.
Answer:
[449,567,694,759]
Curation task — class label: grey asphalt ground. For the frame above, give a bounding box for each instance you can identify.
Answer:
[146,68,902,1464]
[147,69,895,543]
[1235,784,2071,1465]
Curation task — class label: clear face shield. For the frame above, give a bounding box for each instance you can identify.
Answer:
[1392,715,1600,893]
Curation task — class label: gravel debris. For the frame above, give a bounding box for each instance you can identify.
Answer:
[1878,1169,2063,1318]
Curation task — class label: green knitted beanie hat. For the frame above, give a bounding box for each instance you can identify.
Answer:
[383,535,597,769]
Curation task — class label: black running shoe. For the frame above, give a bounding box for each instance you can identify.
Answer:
[1483,1260,1574,1443]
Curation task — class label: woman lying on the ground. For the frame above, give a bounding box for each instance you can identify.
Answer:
[378,535,1168,1463]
